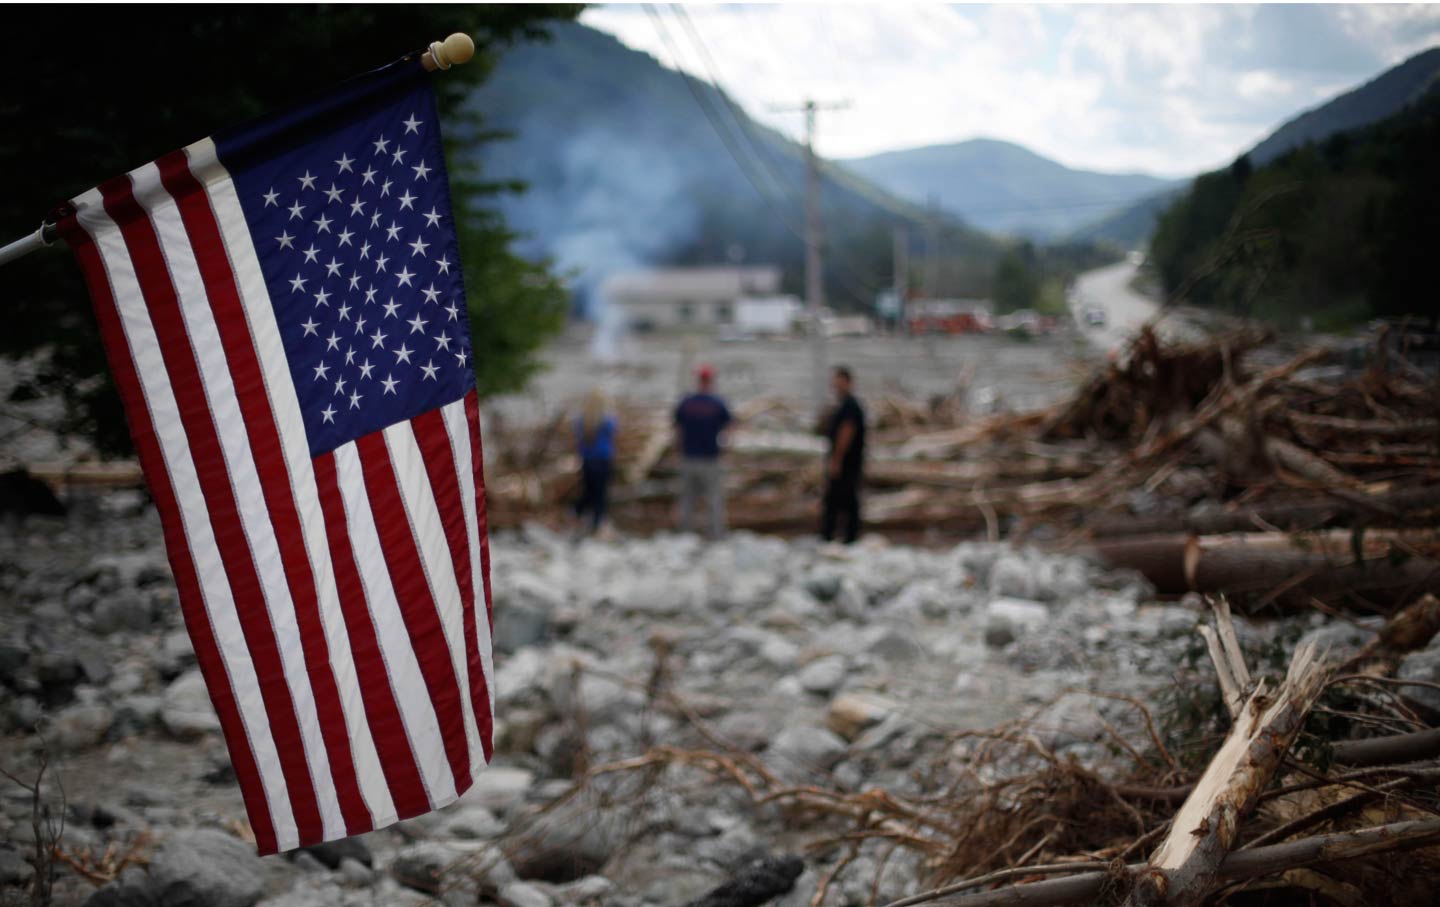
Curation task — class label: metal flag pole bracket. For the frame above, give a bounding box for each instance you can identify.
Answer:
[0,221,59,268]
[0,32,475,270]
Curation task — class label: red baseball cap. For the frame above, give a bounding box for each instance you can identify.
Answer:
[696,364,715,380]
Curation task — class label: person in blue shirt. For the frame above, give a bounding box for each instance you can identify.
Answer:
[574,388,617,537]
[673,364,732,539]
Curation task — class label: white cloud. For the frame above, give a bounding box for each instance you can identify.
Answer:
[579,3,1440,177]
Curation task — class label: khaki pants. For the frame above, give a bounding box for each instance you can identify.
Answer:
[678,457,726,539]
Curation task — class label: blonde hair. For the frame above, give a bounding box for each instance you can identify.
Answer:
[580,388,609,445]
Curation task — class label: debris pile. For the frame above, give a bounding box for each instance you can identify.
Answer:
[488,325,1440,613]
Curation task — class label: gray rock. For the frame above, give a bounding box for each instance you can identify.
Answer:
[795,656,846,696]
[715,712,772,752]
[768,725,847,774]
[554,875,616,903]
[0,642,29,683]
[337,857,373,887]
[0,845,33,885]
[83,867,158,907]
[983,597,1049,648]
[389,843,455,895]
[458,766,534,817]
[148,829,265,907]
[92,592,155,635]
[1398,645,1440,713]
[494,603,553,655]
[161,669,220,739]
[291,851,328,874]
[861,626,925,662]
[301,835,371,869]
[803,574,841,602]
[49,702,113,752]
[987,555,1035,599]
[157,630,196,678]
[442,803,505,839]
[506,792,625,881]
[1297,622,1372,664]
[499,881,554,907]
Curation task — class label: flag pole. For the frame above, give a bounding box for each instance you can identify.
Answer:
[0,33,476,270]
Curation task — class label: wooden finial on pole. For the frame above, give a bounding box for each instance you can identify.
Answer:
[422,33,476,72]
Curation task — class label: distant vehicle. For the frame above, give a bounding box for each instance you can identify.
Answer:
[1127,250,1145,265]
[1083,306,1107,327]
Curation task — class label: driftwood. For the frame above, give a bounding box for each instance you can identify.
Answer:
[1330,728,1440,768]
[1123,640,1331,906]
[922,819,1440,907]
[1079,530,1440,610]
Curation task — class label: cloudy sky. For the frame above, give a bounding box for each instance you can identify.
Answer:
[579,4,1440,177]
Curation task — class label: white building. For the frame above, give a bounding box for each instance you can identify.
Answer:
[601,266,789,333]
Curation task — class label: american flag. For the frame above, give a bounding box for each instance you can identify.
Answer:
[55,59,494,854]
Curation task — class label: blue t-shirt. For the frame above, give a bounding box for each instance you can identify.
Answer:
[674,393,732,459]
[576,416,616,462]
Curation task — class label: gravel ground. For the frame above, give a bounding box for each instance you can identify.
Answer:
[0,498,1384,907]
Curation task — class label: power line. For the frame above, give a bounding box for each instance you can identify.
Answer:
[643,4,894,304]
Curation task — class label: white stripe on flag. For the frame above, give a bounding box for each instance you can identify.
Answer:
[384,420,483,765]
[72,188,300,849]
[187,139,397,825]
[441,399,495,717]
[331,442,457,806]
[132,161,346,842]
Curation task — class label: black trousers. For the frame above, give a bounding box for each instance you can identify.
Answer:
[821,471,861,544]
[574,459,612,530]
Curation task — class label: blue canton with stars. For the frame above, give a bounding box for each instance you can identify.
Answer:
[217,61,475,457]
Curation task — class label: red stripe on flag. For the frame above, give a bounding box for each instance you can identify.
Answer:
[155,151,371,836]
[311,454,432,819]
[98,175,325,848]
[463,392,494,632]
[59,214,280,853]
[354,432,473,791]
[411,410,493,761]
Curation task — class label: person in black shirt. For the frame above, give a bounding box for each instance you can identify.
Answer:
[821,366,865,544]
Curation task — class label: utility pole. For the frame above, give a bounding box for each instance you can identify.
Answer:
[772,98,849,415]
[924,194,940,301]
[893,223,909,334]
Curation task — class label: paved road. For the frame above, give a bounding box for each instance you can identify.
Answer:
[1068,260,1168,353]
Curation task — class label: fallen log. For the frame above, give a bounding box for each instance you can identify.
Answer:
[918,819,1440,907]
[1084,485,1440,538]
[1078,530,1440,611]
[1123,640,1331,906]
[1330,728,1440,768]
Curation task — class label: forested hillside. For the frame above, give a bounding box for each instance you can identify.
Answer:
[1148,84,1439,327]
[466,22,1011,310]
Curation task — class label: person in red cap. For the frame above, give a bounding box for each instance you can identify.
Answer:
[673,364,733,539]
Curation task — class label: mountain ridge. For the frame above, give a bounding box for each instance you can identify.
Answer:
[838,138,1180,239]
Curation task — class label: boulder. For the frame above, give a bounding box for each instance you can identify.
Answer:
[162,669,220,739]
[148,829,265,907]
[49,703,113,752]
